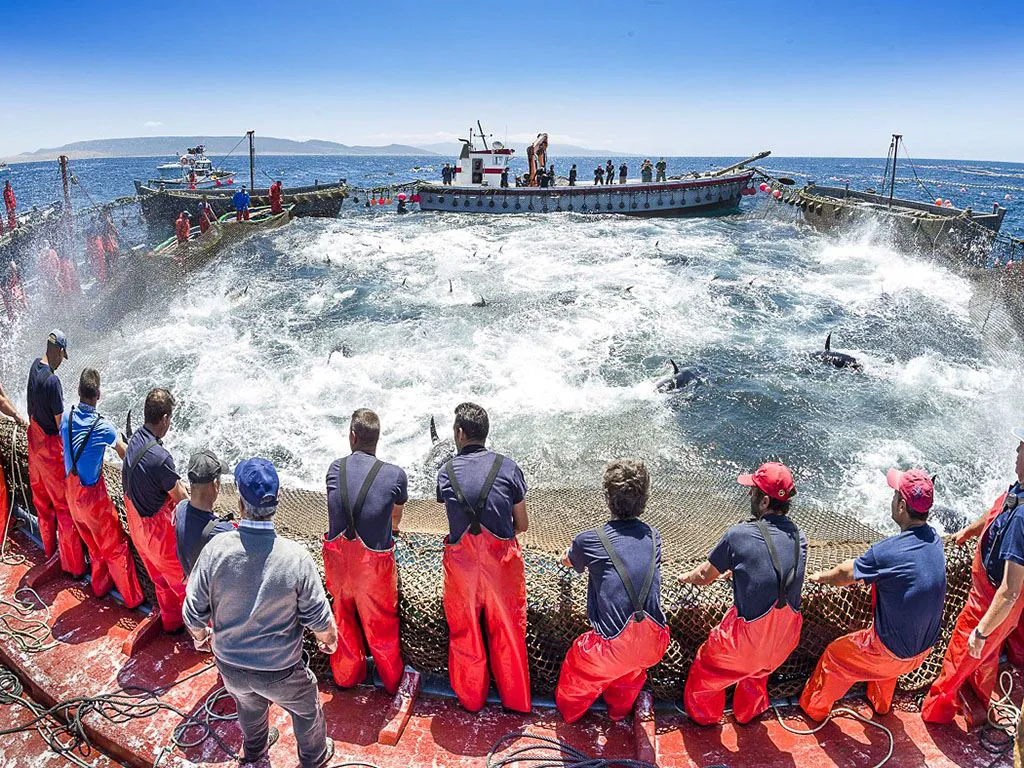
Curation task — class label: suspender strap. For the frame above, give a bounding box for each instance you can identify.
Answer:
[756,519,800,609]
[188,516,224,570]
[446,453,504,535]
[338,457,384,540]
[126,438,159,497]
[68,406,103,478]
[596,523,658,622]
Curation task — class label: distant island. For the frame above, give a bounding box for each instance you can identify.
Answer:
[3,135,634,164]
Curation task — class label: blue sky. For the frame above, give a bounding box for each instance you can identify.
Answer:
[3,0,1022,159]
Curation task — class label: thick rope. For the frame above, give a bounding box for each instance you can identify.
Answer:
[772,705,894,768]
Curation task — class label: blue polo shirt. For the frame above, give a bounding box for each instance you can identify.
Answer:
[60,404,117,487]
[853,524,946,659]
[123,426,180,518]
[436,445,527,544]
[26,359,63,435]
[326,451,408,551]
[708,515,808,621]
[174,500,235,578]
[980,483,1024,587]
[568,519,666,639]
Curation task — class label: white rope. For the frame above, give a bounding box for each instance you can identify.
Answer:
[772,705,894,768]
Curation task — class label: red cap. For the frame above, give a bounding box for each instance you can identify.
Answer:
[886,468,934,514]
[737,462,796,501]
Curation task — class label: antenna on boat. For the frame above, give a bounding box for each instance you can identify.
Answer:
[247,130,256,191]
[889,133,901,205]
[477,120,489,151]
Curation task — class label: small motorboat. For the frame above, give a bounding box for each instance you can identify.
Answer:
[143,145,235,190]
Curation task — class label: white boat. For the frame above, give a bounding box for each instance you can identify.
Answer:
[144,145,235,190]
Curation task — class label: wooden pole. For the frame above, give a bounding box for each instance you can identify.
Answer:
[58,155,73,258]
[248,131,255,191]
[889,134,901,204]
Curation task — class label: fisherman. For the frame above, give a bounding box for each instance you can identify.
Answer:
[569,164,577,186]
[324,409,408,694]
[442,164,452,185]
[799,469,945,721]
[184,458,337,767]
[501,167,509,188]
[175,211,191,244]
[123,388,190,632]
[437,402,531,713]
[641,160,653,183]
[88,228,108,284]
[605,161,615,186]
[26,330,86,576]
[232,186,251,222]
[555,459,670,723]
[539,169,550,188]
[61,368,145,607]
[198,200,214,234]
[655,158,667,182]
[594,165,604,185]
[548,165,557,187]
[619,162,628,184]
[174,449,234,579]
[269,180,284,215]
[679,462,806,725]
[41,243,79,298]
[3,181,15,230]
[2,260,28,322]
[922,428,1024,724]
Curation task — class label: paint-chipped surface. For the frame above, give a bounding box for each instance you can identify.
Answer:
[0,530,1017,767]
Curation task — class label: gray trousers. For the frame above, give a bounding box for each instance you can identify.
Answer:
[216,659,328,767]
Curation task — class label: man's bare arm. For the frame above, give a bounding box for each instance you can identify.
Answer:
[512,500,528,534]
[808,558,857,587]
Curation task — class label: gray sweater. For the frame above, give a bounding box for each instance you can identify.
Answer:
[183,524,333,671]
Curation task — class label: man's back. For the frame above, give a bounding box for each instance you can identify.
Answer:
[436,446,527,543]
[326,452,407,550]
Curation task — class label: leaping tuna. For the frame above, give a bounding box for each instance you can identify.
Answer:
[656,360,705,393]
[812,332,861,370]
[424,416,457,472]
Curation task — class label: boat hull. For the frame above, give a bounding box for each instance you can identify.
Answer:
[416,172,755,216]
[134,180,346,221]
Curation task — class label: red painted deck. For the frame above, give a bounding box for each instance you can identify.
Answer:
[0,529,1015,767]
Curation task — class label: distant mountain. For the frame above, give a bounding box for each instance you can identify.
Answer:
[415,141,637,159]
[4,135,438,163]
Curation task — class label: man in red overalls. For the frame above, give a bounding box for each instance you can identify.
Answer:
[0,381,29,539]
[198,199,215,234]
[922,429,1024,724]
[436,402,531,713]
[60,369,145,607]
[556,458,670,723]
[680,462,807,725]
[26,330,86,576]
[323,409,408,694]
[123,389,189,631]
[175,211,191,244]
[3,181,16,231]
[3,261,28,321]
[269,181,284,215]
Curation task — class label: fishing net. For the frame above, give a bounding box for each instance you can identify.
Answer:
[0,417,977,702]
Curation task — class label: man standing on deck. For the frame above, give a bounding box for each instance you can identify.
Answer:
[61,368,145,608]
[619,162,628,184]
[594,165,604,185]
[269,180,284,215]
[605,161,615,186]
[442,164,452,185]
[184,458,338,768]
[679,462,807,725]
[123,388,189,631]
[198,202,214,235]
[3,181,16,230]
[26,330,86,577]
[323,409,407,694]
[437,402,531,713]
[655,158,667,182]
[799,469,946,721]
[175,211,190,244]
[174,449,234,579]
[555,459,670,723]
[232,186,251,222]
[922,428,1024,724]
[569,165,577,186]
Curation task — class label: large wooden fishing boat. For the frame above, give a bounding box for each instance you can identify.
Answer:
[417,124,763,216]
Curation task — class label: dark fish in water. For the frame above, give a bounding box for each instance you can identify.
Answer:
[811,332,861,370]
[448,279,453,293]
[930,503,966,534]
[424,416,457,473]
[401,277,407,287]
[327,344,353,364]
[656,360,705,393]
[472,297,487,307]
[122,409,133,443]
[226,285,248,300]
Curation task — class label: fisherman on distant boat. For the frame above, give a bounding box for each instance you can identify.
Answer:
[442,163,452,185]
[123,388,190,632]
[641,160,653,183]
[922,428,1024,724]
[539,169,550,188]
[656,158,667,182]
[61,368,146,609]
[548,165,557,186]
[594,165,604,185]
[680,462,807,725]
[3,180,16,230]
[174,449,233,579]
[437,402,531,713]
[323,409,408,695]
[26,330,86,578]
[175,211,191,244]
[800,469,945,721]
[269,180,284,215]
[619,162,628,184]
[555,459,670,723]
[232,186,251,222]
[501,167,509,188]
[605,161,615,186]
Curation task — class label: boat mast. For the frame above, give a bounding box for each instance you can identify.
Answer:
[58,155,73,258]
[477,120,489,151]
[248,130,256,191]
[889,133,901,205]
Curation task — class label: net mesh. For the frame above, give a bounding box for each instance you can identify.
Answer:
[0,418,975,702]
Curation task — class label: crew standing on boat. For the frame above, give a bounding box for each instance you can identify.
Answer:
[233,186,251,222]
[605,161,614,186]
[655,158,667,182]
[501,167,509,188]
[442,164,452,185]
[174,449,234,578]
[61,368,146,609]
[3,181,16,230]
[175,211,191,244]
[123,388,190,632]
[323,409,408,695]
[641,160,653,183]
[799,469,945,721]
[922,429,1024,724]
[437,402,531,713]
[198,200,215,234]
[269,180,284,215]
[679,462,806,725]
[26,330,86,577]
[619,163,628,184]
[555,459,670,723]
[594,166,604,185]
[569,165,577,186]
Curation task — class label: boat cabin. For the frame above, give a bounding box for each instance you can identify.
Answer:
[452,129,514,187]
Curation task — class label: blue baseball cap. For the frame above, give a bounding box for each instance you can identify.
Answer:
[234,458,279,508]
[47,329,68,359]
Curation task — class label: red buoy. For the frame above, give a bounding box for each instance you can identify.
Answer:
[772,189,782,199]
[759,183,768,192]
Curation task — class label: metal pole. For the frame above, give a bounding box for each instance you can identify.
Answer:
[248,131,255,191]
[58,155,73,258]
[889,134,901,204]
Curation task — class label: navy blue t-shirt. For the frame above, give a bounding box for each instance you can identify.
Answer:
[568,519,666,639]
[980,483,1024,587]
[708,515,808,621]
[436,445,527,543]
[175,500,235,578]
[123,426,180,518]
[26,359,63,436]
[326,451,409,551]
[854,524,946,658]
